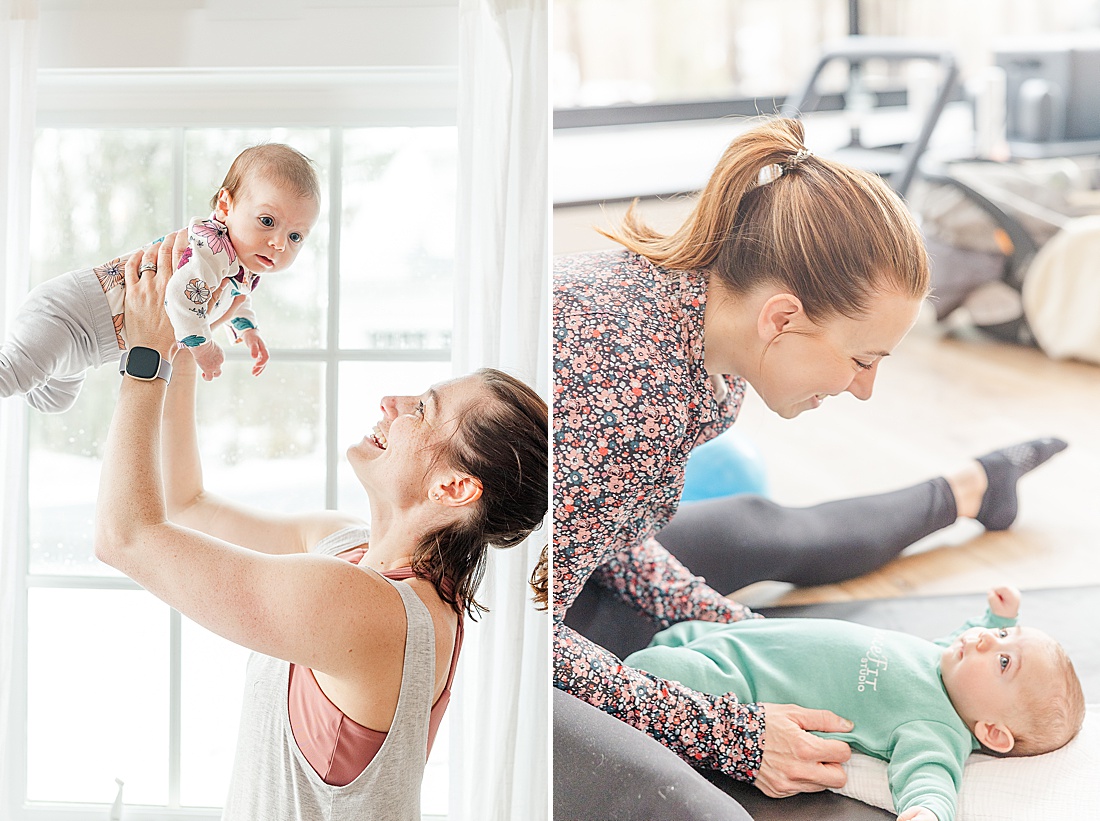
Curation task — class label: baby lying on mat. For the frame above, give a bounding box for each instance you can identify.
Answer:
[625,586,1084,821]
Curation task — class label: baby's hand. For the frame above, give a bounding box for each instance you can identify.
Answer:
[897,808,939,821]
[988,585,1021,619]
[239,328,269,376]
[190,340,225,381]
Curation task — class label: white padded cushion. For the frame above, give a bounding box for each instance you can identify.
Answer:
[833,705,1099,820]
[1023,215,1100,364]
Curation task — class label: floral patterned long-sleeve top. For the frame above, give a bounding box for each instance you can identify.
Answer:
[164,215,261,348]
[553,249,765,781]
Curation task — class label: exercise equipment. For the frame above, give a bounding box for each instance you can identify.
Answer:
[681,428,768,503]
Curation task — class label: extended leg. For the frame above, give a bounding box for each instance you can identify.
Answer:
[656,479,956,593]
[0,271,118,413]
[657,438,1068,595]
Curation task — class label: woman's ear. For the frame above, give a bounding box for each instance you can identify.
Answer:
[429,474,483,508]
[974,720,1016,754]
[756,292,805,343]
[215,188,232,220]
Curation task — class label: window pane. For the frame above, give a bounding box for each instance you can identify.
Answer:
[28,359,326,575]
[185,128,331,350]
[339,128,456,351]
[336,361,453,511]
[30,129,175,288]
[180,619,250,808]
[27,589,169,804]
[861,1,1100,82]
[553,0,849,107]
[195,360,327,513]
[29,365,119,576]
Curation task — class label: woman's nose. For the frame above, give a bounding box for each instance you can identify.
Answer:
[845,364,878,401]
[381,395,417,417]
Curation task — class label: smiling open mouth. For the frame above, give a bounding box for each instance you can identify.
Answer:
[370,425,388,450]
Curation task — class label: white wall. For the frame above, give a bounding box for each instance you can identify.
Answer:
[37,0,459,69]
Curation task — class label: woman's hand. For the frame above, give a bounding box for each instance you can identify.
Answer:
[988,585,1021,619]
[754,703,853,798]
[898,807,939,821]
[124,231,187,359]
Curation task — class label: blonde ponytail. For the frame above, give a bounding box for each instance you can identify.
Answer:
[602,117,929,322]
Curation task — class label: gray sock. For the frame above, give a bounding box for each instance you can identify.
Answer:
[976,438,1068,531]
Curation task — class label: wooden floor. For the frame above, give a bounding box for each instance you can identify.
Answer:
[555,198,1100,609]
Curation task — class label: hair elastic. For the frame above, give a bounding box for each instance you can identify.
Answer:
[757,147,813,187]
[782,147,813,172]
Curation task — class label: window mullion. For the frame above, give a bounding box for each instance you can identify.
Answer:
[168,124,187,812]
[325,128,344,511]
[9,405,30,818]
[169,609,183,809]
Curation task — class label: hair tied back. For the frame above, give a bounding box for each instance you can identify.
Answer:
[757,147,814,187]
[783,147,813,172]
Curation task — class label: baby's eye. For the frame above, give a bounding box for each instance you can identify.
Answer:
[853,359,873,371]
[289,231,303,243]
[259,216,275,227]
[997,628,1009,638]
[999,654,1010,671]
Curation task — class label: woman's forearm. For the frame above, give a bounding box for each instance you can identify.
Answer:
[95,375,170,561]
[161,352,207,518]
[95,232,183,561]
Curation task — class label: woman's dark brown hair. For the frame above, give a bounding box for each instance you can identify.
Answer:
[412,368,548,618]
[530,544,548,611]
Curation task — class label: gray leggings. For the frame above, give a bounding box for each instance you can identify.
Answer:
[556,477,956,820]
[0,268,119,412]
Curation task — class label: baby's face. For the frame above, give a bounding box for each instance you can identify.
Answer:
[219,179,319,274]
[940,625,1057,731]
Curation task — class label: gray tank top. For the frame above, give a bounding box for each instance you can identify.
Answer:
[221,526,435,820]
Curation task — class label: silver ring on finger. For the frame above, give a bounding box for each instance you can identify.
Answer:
[139,263,157,273]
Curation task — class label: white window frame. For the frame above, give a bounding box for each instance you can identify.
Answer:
[5,66,457,821]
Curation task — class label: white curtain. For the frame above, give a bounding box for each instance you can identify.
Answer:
[0,0,37,811]
[450,0,548,819]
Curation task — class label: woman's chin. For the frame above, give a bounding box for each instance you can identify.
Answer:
[770,401,806,420]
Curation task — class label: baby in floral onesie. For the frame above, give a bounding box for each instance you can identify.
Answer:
[0,143,320,411]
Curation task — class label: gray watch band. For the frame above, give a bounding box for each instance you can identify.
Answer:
[119,346,173,384]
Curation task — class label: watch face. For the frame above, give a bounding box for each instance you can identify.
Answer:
[126,346,161,380]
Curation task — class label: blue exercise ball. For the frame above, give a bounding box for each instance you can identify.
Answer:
[681,428,769,503]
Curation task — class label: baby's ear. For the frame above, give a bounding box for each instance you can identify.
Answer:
[974,720,1015,753]
[215,188,232,218]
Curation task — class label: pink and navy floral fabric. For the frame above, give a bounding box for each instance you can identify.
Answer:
[553,250,765,781]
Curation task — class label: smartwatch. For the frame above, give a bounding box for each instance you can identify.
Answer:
[119,346,172,384]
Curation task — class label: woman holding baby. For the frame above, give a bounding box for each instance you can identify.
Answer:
[94,232,547,820]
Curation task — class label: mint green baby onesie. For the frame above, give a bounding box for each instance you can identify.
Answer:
[625,609,1015,821]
